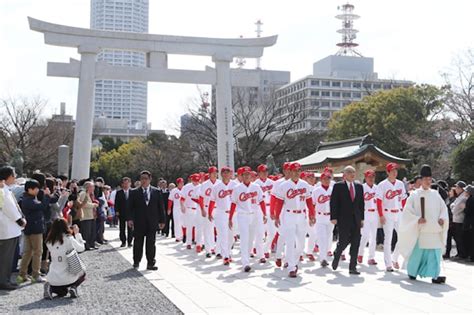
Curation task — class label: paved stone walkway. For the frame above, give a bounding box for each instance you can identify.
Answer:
[0,237,182,314]
[105,228,473,314]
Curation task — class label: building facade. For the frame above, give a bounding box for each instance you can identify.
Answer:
[90,0,149,128]
[275,55,412,135]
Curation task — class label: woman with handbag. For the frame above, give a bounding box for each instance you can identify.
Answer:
[44,218,86,300]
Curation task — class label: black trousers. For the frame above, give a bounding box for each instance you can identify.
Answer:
[0,236,19,285]
[464,228,474,259]
[81,219,96,250]
[334,219,361,270]
[453,223,467,257]
[163,211,174,237]
[51,273,86,296]
[119,217,133,245]
[133,228,157,266]
[445,225,455,257]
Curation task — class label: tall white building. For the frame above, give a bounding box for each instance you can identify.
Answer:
[90,0,149,128]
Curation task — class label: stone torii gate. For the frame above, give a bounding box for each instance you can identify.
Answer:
[28,17,277,180]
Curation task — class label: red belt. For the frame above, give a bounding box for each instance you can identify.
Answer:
[286,210,304,214]
[225,210,230,213]
[266,203,271,206]
[317,212,330,216]
[190,207,197,210]
[384,209,399,213]
[367,209,375,212]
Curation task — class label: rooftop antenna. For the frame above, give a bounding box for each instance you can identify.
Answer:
[255,20,263,69]
[335,3,362,57]
[235,35,247,68]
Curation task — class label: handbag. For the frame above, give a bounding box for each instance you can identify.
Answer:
[65,247,86,275]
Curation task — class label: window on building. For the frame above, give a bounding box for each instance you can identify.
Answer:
[311,100,320,107]
[383,84,391,89]
[332,81,341,87]
[321,111,330,118]
[321,101,330,107]
[332,101,341,108]
[322,80,330,87]
[311,90,319,96]
[373,83,382,89]
[332,91,341,97]
[342,92,351,98]
[353,92,362,98]
[311,80,319,86]
[342,81,351,88]
[321,91,330,97]
[353,82,361,88]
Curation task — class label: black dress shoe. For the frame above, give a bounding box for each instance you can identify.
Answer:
[332,259,339,271]
[120,242,126,247]
[133,263,139,268]
[128,243,133,248]
[349,269,360,275]
[147,265,158,271]
[432,276,446,284]
[408,275,416,280]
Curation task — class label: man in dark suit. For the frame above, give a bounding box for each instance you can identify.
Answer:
[330,165,365,274]
[157,179,171,237]
[127,171,165,270]
[115,177,133,248]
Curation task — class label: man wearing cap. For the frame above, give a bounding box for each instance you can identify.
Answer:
[199,167,220,258]
[270,162,292,267]
[228,167,267,272]
[312,169,333,267]
[181,174,203,252]
[254,164,274,261]
[169,178,185,243]
[451,180,468,259]
[375,162,408,271]
[397,165,449,284]
[273,162,316,277]
[358,170,379,265]
[208,167,236,265]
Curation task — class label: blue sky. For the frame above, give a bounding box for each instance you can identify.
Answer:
[1,0,473,135]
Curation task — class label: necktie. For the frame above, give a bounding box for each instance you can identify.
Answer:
[349,183,355,201]
[125,190,128,200]
[144,188,149,203]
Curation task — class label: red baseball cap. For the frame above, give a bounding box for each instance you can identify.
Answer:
[208,166,218,174]
[203,173,210,181]
[176,178,184,184]
[257,164,268,172]
[306,172,315,178]
[299,172,307,179]
[237,166,252,176]
[321,170,332,179]
[386,163,399,173]
[289,162,302,171]
[364,169,376,177]
[221,166,232,173]
[282,162,291,171]
[190,173,201,182]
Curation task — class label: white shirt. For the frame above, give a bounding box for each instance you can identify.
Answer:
[211,181,237,215]
[0,186,23,240]
[231,182,263,213]
[376,179,407,210]
[274,179,312,212]
[363,183,377,210]
[169,188,183,210]
[46,233,85,286]
[312,185,332,223]
[200,179,220,208]
[181,183,200,208]
[254,178,274,205]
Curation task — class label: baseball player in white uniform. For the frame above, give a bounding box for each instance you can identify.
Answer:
[181,174,203,252]
[273,162,316,277]
[254,164,274,261]
[199,167,219,258]
[271,162,291,267]
[312,169,333,267]
[208,167,236,265]
[376,163,407,271]
[168,178,184,242]
[229,166,267,272]
[357,169,379,265]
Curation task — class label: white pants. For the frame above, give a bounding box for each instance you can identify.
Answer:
[173,206,183,240]
[184,208,202,246]
[237,212,257,267]
[214,212,233,258]
[201,207,216,253]
[382,214,400,267]
[316,222,334,261]
[275,216,286,260]
[358,211,378,259]
[252,210,266,259]
[264,206,278,254]
[282,212,307,272]
[305,220,317,254]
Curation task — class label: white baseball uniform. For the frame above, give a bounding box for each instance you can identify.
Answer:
[231,183,264,267]
[169,187,184,241]
[199,179,219,254]
[274,179,314,272]
[305,184,318,256]
[271,178,287,259]
[376,179,407,268]
[210,180,236,259]
[181,183,202,247]
[312,184,334,262]
[254,177,274,256]
[358,183,378,260]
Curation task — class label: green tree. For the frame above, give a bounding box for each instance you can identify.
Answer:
[452,132,474,182]
[99,137,124,152]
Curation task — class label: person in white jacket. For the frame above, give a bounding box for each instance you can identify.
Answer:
[44,218,86,299]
